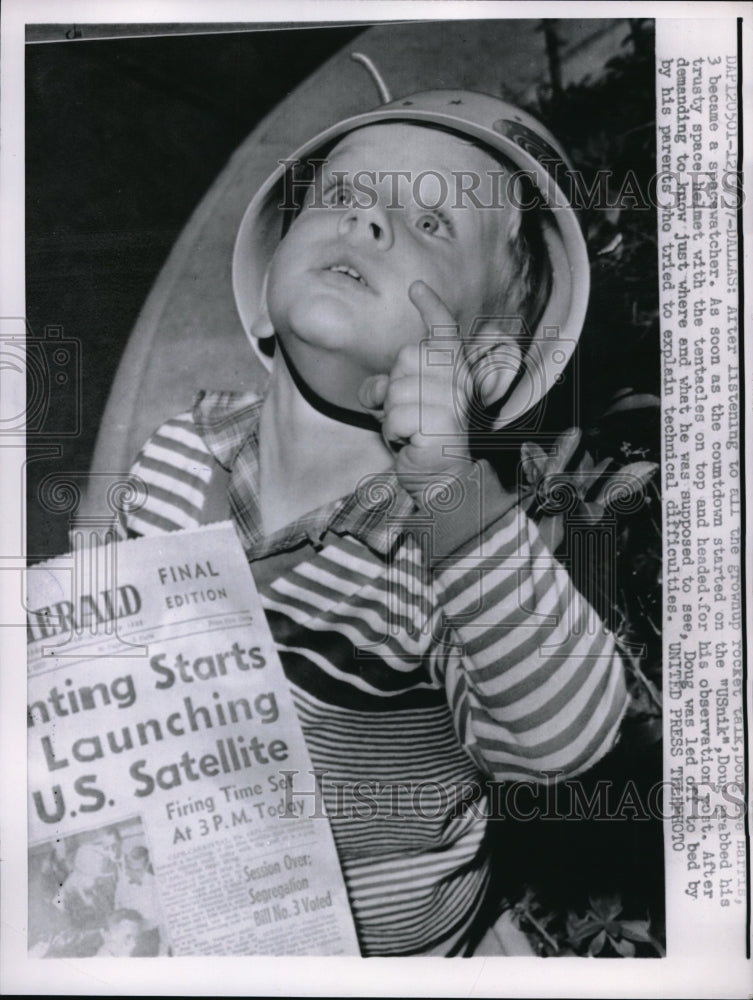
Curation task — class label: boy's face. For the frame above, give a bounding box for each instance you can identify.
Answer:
[266,124,510,393]
[98,831,122,863]
[127,855,148,882]
[105,919,140,956]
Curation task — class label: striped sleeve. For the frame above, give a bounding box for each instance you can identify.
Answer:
[121,411,215,536]
[428,465,628,783]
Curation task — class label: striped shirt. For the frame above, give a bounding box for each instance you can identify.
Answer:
[122,389,628,956]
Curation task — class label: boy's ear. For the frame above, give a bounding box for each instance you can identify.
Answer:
[249,269,275,341]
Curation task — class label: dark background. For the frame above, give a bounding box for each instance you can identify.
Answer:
[26,25,364,559]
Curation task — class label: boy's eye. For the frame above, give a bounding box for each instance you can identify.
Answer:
[324,183,352,207]
[416,213,439,234]
[415,211,453,237]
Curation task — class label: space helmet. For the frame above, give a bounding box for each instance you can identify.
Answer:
[232,58,589,428]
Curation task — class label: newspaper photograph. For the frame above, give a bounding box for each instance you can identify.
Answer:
[0,2,750,997]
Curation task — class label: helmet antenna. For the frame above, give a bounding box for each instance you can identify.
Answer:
[350,52,392,104]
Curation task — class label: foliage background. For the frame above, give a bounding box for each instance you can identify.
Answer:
[481,19,664,957]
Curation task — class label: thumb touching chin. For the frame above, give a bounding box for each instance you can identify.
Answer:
[358,373,390,412]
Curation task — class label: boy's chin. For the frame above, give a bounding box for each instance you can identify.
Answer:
[276,296,364,351]
[277,331,376,412]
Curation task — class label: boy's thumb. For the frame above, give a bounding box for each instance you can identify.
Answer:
[358,373,389,412]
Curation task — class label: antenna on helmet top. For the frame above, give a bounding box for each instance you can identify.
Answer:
[350,52,392,104]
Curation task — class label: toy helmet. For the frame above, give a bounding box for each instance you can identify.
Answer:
[232,56,589,428]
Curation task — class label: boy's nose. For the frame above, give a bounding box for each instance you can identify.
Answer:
[337,203,394,250]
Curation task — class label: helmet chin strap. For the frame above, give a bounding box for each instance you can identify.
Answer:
[274,336,383,435]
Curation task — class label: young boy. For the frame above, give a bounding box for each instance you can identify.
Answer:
[120,90,627,956]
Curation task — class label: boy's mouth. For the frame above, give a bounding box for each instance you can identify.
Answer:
[325,263,369,287]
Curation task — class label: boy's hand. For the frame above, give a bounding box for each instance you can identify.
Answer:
[357,280,476,481]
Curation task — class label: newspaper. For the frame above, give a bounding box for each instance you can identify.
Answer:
[26,522,359,957]
[1,3,751,998]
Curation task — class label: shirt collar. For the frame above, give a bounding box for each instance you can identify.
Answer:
[192,389,416,558]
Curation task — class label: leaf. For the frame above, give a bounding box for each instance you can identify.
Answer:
[474,909,538,956]
[597,232,623,256]
[588,893,623,922]
[520,441,550,486]
[495,910,538,956]
[597,461,658,507]
[603,392,661,416]
[550,427,582,474]
[618,461,660,487]
[580,500,606,524]
[610,934,636,957]
[588,929,607,955]
[591,457,613,479]
[620,919,653,943]
[566,913,598,945]
[623,654,663,711]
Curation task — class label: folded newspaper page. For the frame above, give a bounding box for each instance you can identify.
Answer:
[26,522,359,957]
